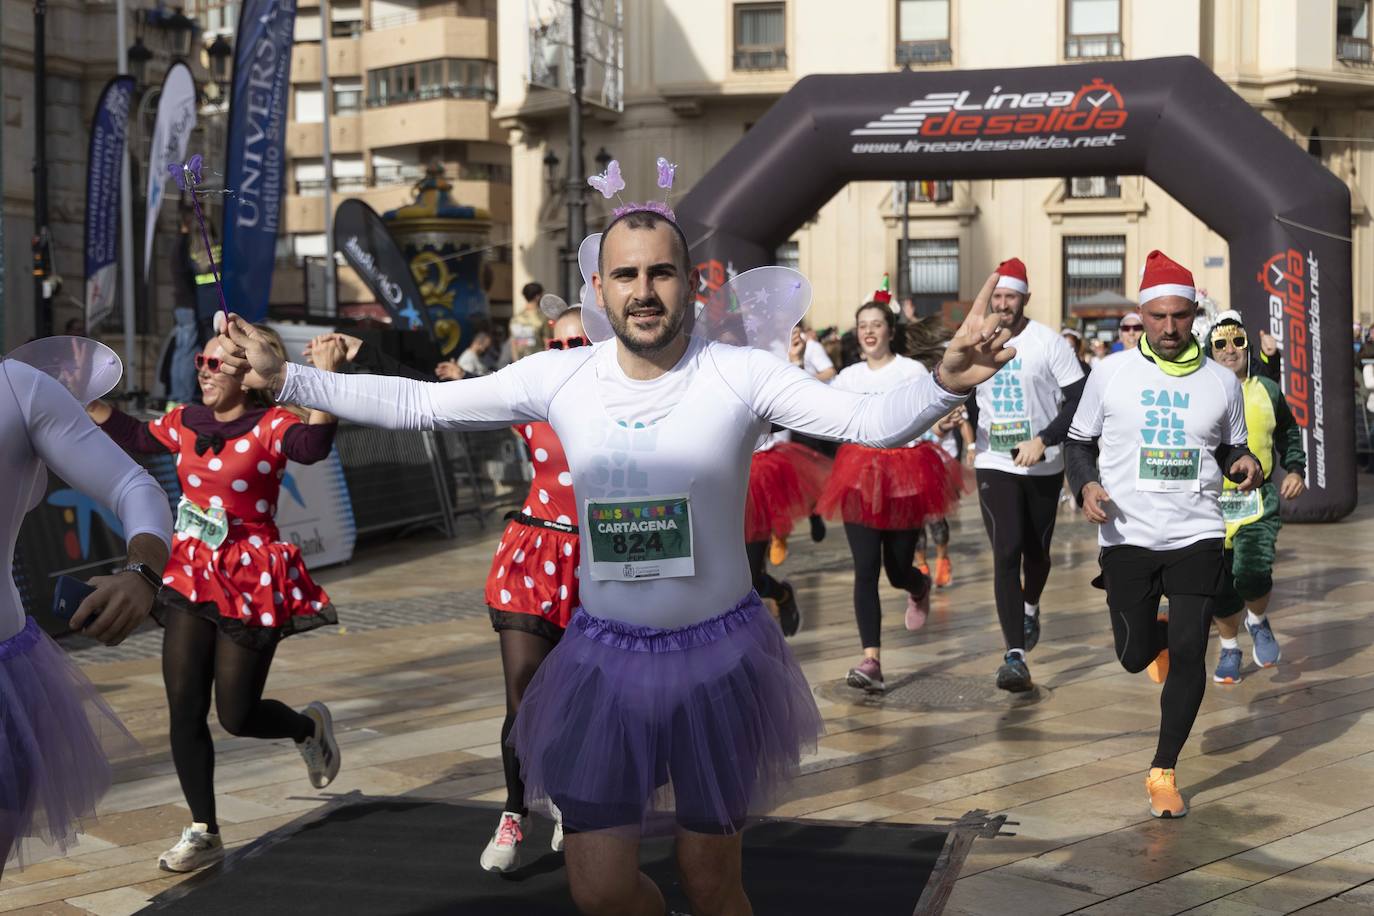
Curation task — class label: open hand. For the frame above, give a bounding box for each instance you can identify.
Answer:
[1279,470,1306,500]
[939,272,1017,392]
[216,314,288,394]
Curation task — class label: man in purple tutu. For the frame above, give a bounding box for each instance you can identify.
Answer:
[215,172,1016,914]
[2,344,172,875]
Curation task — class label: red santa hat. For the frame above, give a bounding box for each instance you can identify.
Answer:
[872,272,892,305]
[1138,250,1197,305]
[994,258,1029,294]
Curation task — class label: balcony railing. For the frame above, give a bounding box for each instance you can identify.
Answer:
[733,46,787,71]
[1338,34,1373,63]
[365,85,497,107]
[371,164,429,186]
[294,178,367,196]
[896,39,952,66]
[1065,32,1123,59]
[367,2,488,31]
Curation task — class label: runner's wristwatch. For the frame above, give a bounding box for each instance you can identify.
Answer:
[117,562,164,592]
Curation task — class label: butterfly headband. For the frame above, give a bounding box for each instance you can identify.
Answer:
[587,156,678,222]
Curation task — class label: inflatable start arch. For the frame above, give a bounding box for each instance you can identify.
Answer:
[676,56,1353,523]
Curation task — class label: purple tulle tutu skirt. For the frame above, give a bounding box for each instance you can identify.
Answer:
[1,618,138,868]
[510,593,824,836]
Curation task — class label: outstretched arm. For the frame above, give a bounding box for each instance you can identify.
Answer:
[216,315,548,431]
[748,273,1016,445]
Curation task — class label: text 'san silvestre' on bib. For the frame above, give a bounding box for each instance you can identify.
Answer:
[585,495,694,581]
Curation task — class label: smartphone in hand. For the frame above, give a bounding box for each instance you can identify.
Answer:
[53,575,97,623]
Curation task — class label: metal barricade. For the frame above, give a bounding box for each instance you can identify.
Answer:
[333,424,455,538]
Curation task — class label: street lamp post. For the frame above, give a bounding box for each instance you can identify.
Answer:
[564,0,585,302]
[32,0,52,338]
[116,0,138,391]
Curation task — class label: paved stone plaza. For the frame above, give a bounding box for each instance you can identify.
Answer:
[3,484,1374,915]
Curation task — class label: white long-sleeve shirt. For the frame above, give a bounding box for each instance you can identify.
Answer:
[1068,349,1247,551]
[282,336,963,627]
[1,360,173,641]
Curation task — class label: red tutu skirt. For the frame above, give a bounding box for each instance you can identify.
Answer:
[744,442,833,543]
[157,520,335,647]
[485,515,580,630]
[815,442,963,530]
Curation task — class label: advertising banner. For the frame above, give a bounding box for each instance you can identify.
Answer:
[676,57,1352,521]
[335,199,434,336]
[83,76,136,329]
[144,62,199,282]
[221,0,297,322]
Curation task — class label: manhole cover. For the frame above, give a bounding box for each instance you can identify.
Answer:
[816,673,1051,711]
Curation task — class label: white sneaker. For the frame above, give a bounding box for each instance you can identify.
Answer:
[479,811,524,873]
[158,823,224,872]
[299,701,341,789]
[551,803,565,852]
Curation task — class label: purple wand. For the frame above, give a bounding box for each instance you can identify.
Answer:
[170,154,229,322]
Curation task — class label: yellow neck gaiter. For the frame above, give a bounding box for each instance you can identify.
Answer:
[1139,336,1204,377]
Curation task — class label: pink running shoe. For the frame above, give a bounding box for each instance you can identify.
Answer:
[905,576,931,631]
[846,657,884,693]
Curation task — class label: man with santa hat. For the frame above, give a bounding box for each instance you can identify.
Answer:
[965,257,1086,694]
[1065,250,1262,820]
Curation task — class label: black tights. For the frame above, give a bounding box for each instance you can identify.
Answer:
[1101,542,1223,769]
[744,540,788,602]
[498,628,558,814]
[844,523,926,650]
[977,469,1063,650]
[163,609,313,833]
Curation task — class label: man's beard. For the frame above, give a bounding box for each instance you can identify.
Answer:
[608,294,688,354]
[1151,334,1190,359]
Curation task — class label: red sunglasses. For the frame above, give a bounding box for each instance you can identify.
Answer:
[548,336,588,350]
[195,354,223,372]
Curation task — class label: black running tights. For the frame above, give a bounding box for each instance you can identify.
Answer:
[499,628,558,814]
[744,540,788,602]
[163,609,313,832]
[844,523,926,650]
[1101,543,1221,769]
[976,469,1063,650]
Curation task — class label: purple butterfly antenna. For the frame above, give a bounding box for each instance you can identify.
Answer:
[656,156,677,205]
[172,154,229,322]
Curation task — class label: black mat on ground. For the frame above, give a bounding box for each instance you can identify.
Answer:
[144,799,950,914]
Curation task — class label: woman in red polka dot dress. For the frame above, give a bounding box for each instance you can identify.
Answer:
[88,327,343,874]
[479,307,584,873]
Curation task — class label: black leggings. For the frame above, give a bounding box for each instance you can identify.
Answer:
[498,628,558,814]
[163,609,313,833]
[976,469,1063,650]
[744,540,788,602]
[915,518,950,552]
[1100,541,1223,769]
[844,523,927,650]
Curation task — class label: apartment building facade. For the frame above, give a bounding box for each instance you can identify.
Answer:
[278,0,513,317]
[495,0,1374,334]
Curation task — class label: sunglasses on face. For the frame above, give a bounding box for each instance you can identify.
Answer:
[195,354,223,372]
[1120,324,1143,333]
[547,336,588,350]
[1211,333,1248,351]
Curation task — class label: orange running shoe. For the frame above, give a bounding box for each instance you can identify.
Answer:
[917,562,930,577]
[769,535,789,567]
[934,557,952,588]
[1146,767,1187,818]
[1146,648,1170,684]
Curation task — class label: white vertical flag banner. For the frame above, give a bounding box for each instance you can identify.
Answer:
[143,62,198,282]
